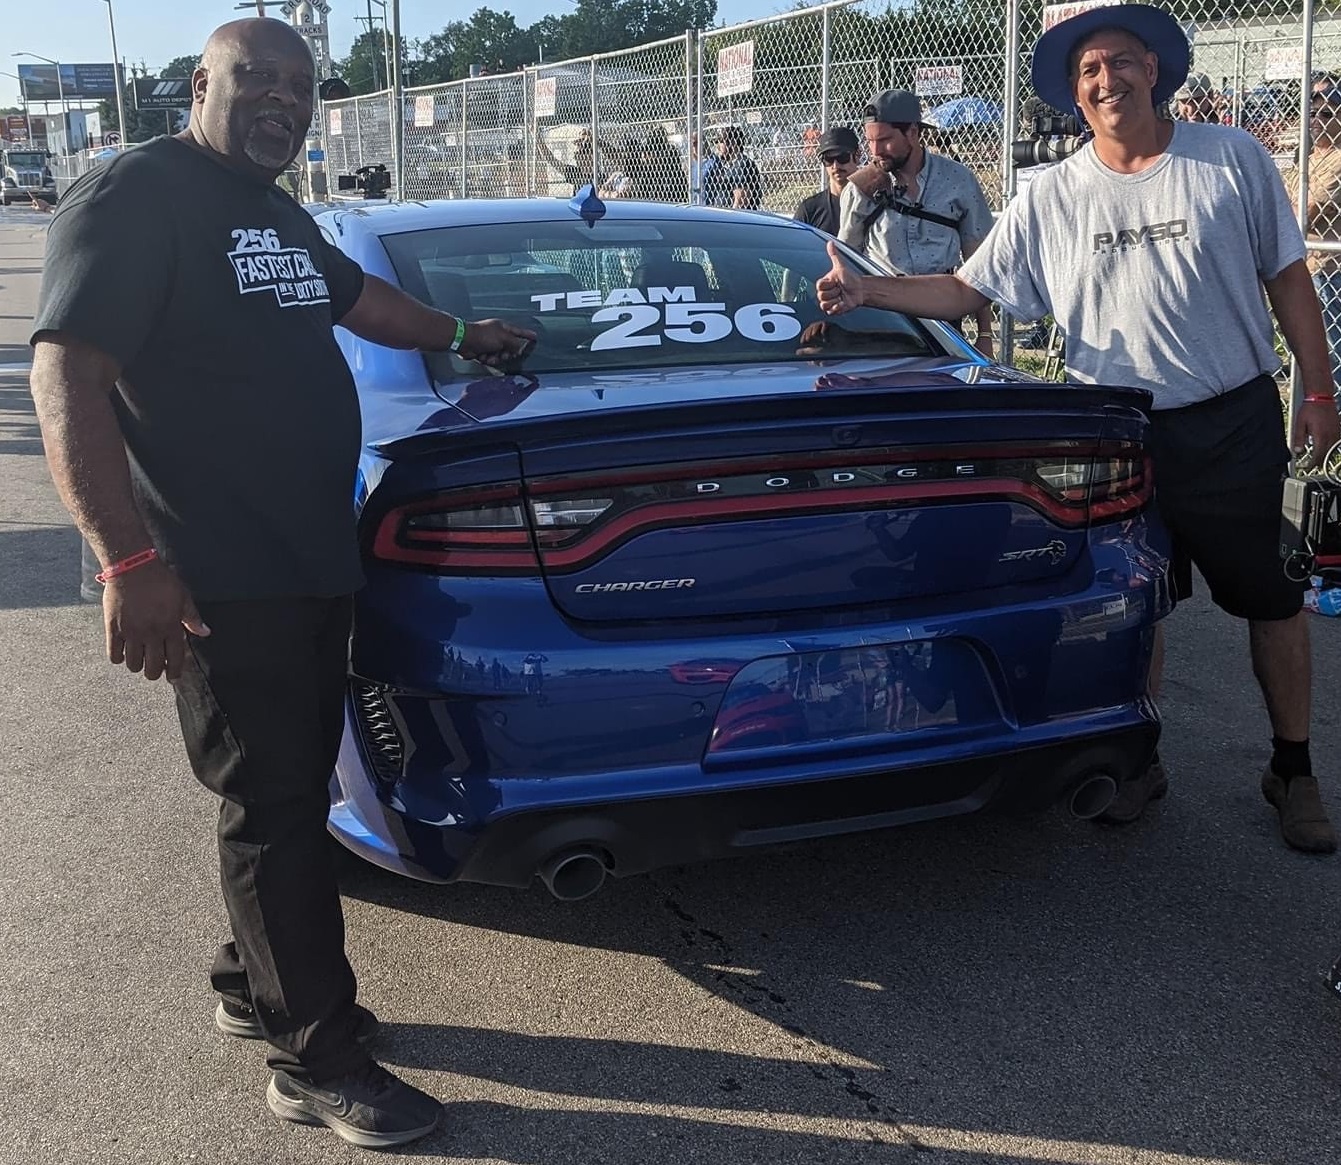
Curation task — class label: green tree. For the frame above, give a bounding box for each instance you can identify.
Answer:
[338,29,392,94]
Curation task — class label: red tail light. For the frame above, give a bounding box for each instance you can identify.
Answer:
[371,486,539,573]
[370,442,1152,575]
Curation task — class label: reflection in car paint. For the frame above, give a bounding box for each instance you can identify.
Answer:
[708,641,997,753]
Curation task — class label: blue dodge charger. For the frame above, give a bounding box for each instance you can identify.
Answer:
[312,194,1172,899]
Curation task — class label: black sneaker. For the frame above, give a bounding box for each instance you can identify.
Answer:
[267,1062,442,1148]
[215,999,379,1044]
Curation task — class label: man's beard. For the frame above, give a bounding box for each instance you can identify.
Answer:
[242,120,300,172]
[877,151,911,173]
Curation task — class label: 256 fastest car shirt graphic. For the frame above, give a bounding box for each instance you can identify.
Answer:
[227,227,331,308]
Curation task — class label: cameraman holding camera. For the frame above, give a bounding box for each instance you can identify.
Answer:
[818,4,1340,853]
[837,90,997,358]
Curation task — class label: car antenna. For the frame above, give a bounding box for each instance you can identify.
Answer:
[568,184,606,228]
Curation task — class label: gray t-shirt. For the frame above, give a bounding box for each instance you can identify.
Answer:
[838,150,996,275]
[958,122,1305,409]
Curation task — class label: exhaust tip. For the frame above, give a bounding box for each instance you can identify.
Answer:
[1068,771,1119,819]
[536,847,609,901]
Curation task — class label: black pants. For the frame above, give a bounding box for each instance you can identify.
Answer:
[172,595,369,1083]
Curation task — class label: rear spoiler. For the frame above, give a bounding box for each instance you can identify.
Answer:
[369,380,1153,463]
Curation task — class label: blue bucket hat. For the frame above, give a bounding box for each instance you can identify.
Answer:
[1031,3,1190,115]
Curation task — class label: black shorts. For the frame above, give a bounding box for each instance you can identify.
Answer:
[1145,374,1302,622]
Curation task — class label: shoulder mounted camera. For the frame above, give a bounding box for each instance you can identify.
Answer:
[336,164,392,199]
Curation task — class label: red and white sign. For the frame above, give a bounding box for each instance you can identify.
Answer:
[413,95,435,128]
[1042,0,1119,31]
[534,77,557,118]
[717,40,755,98]
[915,65,963,98]
[328,107,343,136]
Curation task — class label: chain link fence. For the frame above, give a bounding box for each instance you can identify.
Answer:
[33,0,1315,379]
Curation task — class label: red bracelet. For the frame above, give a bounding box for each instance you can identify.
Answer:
[1304,393,1337,404]
[95,547,159,584]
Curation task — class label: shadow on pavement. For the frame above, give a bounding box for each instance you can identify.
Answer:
[338,798,1341,1164]
[0,524,83,608]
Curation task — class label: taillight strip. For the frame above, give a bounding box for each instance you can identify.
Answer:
[538,478,1086,571]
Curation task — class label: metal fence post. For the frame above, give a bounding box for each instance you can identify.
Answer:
[355,95,364,168]
[998,0,1022,366]
[590,59,599,186]
[685,31,696,204]
[696,30,706,204]
[1291,0,1318,423]
[460,80,469,197]
[821,3,832,131]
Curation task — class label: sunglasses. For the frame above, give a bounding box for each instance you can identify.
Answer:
[822,152,855,165]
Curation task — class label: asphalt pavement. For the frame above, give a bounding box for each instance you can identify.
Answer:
[4,212,1341,1165]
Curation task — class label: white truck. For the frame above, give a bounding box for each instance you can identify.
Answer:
[1,148,57,206]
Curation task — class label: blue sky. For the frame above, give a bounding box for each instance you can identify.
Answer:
[1,0,795,108]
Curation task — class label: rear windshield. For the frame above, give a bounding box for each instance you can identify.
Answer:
[378,217,943,375]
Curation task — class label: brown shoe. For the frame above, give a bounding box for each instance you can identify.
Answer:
[1262,769,1337,854]
[1096,755,1169,825]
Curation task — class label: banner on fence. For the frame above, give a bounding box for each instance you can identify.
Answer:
[329,107,343,136]
[914,65,963,97]
[1042,0,1120,32]
[535,77,557,118]
[414,95,435,128]
[718,41,755,98]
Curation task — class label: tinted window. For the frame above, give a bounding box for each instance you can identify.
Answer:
[379,218,942,375]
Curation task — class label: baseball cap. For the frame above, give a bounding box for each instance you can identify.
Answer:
[817,125,860,157]
[1175,71,1214,100]
[863,90,930,128]
[1030,3,1190,114]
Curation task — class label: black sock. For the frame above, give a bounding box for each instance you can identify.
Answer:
[1271,736,1313,781]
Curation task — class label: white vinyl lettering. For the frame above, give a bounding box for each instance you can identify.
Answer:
[589,305,662,350]
[567,290,603,309]
[663,302,731,344]
[734,303,801,341]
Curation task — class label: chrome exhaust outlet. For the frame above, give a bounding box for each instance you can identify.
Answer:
[536,847,608,901]
[1068,772,1119,820]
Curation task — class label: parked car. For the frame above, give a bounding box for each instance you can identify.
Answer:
[311,196,1171,898]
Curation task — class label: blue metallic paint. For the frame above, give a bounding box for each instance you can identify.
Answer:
[318,198,1172,888]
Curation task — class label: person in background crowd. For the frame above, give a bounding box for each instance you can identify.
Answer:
[27,17,532,1149]
[838,89,996,358]
[641,126,689,203]
[597,136,643,199]
[793,125,861,236]
[536,126,606,197]
[703,125,762,210]
[1174,71,1226,123]
[817,4,1340,853]
[1286,83,1341,393]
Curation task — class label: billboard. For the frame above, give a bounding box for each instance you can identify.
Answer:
[16,62,122,101]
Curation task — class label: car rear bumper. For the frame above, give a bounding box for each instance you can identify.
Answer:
[328,705,1158,887]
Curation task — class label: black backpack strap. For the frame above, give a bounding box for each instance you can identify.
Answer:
[876,190,963,231]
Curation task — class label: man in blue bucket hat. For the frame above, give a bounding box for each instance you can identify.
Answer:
[818,4,1341,852]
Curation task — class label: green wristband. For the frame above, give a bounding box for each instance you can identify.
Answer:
[447,316,467,352]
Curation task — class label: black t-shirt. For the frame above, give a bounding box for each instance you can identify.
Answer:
[793,190,841,236]
[32,137,367,601]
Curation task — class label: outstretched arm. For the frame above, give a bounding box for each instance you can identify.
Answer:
[339,274,534,364]
[816,241,990,321]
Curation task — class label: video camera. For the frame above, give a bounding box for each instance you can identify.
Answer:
[336,163,392,199]
[1010,112,1084,169]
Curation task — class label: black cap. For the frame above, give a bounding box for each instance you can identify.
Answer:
[817,125,860,157]
[863,90,928,127]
